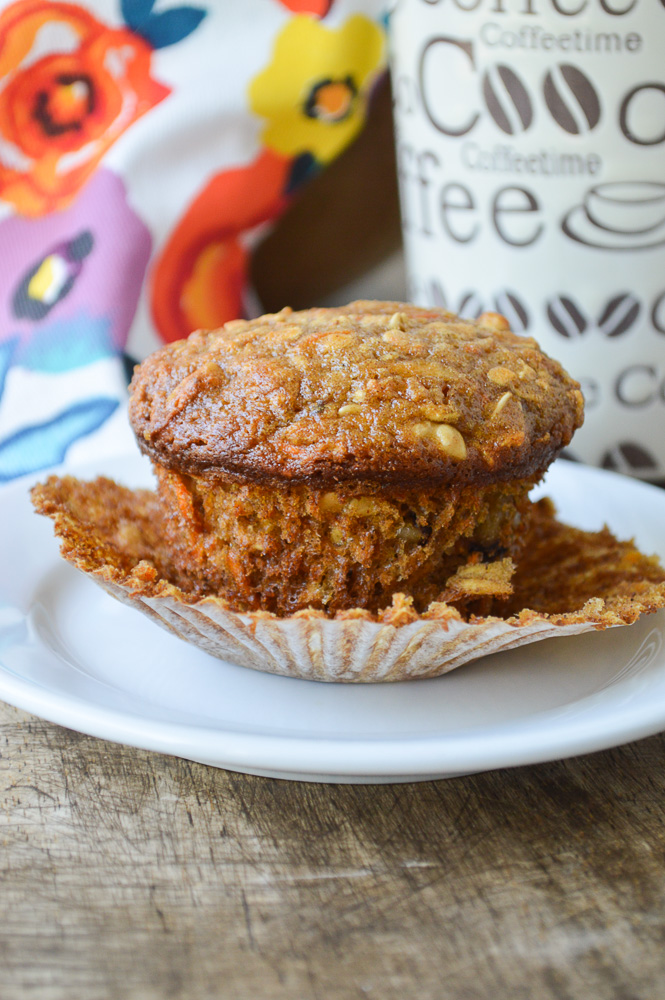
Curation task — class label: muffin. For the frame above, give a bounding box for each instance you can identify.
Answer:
[128,301,584,615]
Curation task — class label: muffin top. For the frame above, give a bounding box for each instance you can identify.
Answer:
[129,301,584,486]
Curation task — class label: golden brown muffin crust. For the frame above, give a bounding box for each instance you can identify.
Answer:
[129,301,584,487]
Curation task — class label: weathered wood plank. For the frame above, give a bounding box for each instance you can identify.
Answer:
[2,700,664,1000]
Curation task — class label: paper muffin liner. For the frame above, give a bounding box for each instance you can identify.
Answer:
[31,476,665,683]
[92,576,601,681]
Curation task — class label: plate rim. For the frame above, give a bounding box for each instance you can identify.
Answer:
[2,641,665,778]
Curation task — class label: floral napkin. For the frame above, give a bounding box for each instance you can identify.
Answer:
[0,0,386,485]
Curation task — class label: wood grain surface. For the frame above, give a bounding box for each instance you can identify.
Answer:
[2,699,665,1000]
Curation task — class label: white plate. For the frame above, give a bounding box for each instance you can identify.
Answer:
[2,453,665,783]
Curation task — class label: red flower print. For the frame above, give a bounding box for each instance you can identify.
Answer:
[0,0,170,215]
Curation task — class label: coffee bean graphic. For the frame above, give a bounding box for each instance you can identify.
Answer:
[546,296,587,338]
[458,291,483,319]
[602,442,658,476]
[598,294,641,337]
[494,291,529,332]
[543,64,600,135]
[652,291,665,335]
[483,65,533,136]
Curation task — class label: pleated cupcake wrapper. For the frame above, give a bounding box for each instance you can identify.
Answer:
[97,577,595,683]
[32,475,665,684]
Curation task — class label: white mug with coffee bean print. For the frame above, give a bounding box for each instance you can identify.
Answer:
[389,0,665,480]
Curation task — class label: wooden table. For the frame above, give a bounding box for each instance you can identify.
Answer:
[2,700,665,999]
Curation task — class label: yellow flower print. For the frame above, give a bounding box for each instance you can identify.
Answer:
[249,15,385,165]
